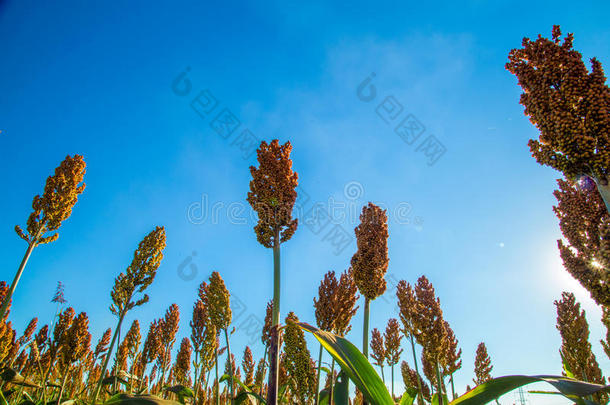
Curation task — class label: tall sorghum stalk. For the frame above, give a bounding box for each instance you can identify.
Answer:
[2,155,86,320]
[397,281,424,405]
[313,271,338,405]
[247,140,298,405]
[384,318,403,399]
[202,272,233,404]
[92,226,166,404]
[351,203,389,405]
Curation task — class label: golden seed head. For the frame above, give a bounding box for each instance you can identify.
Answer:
[61,311,91,367]
[314,271,339,331]
[555,291,606,399]
[173,337,192,385]
[242,346,256,387]
[383,318,403,366]
[283,312,315,403]
[262,300,273,346]
[206,271,231,330]
[16,155,86,245]
[110,226,167,316]
[351,203,389,301]
[369,328,385,367]
[247,139,299,248]
[473,342,493,385]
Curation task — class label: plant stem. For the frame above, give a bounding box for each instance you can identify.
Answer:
[224,328,234,404]
[362,297,370,405]
[0,242,36,321]
[380,365,385,383]
[362,298,370,358]
[328,358,335,405]
[314,343,323,405]
[391,364,394,400]
[193,351,200,405]
[58,366,69,404]
[266,232,281,405]
[450,373,456,400]
[92,310,126,404]
[409,333,424,405]
[435,360,443,405]
[215,346,220,405]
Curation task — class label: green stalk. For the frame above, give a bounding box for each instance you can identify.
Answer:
[314,343,323,405]
[58,366,69,404]
[450,373,456,400]
[92,310,126,404]
[362,298,370,405]
[409,333,424,405]
[391,364,394,400]
[215,347,220,405]
[380,365,385,383]
[224,328,234,404]
[0,241,36,321]
[328,358,335,405]
[435,360,444,405]
[362,298,370,358]
[266,232,281,405]
[193,351,200,404]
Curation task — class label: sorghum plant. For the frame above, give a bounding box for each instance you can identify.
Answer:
[2,155,86,320]
[92,226,166,403]
[247,139,298,405]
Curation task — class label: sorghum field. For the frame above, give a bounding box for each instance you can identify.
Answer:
[2,5,610,405]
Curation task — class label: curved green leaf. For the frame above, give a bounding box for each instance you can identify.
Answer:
[297,322,394,405]
[399,388,418,405]
[450,375,610,405]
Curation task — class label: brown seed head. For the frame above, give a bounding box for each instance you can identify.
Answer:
[262,300,273,346]
[333,270,359,336]
[554,179,610,306]
[174,337,192,385]
[506,26,610,184]
[473,342,493,385]
[384,318,403,367]
[351,203,389,301]
[314,271,339,331]
[555,291,606,400]
[247,139,299,248]
[369,328,385,367]
[242,346,256,387]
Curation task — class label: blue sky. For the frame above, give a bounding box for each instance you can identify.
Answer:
[2,1,610,403]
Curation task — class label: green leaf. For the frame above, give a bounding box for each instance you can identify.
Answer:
[163,386,194,404]
[0,368,40,388]
[450,375,610,404]
[297,322,394,405]
[432,393,449,405]
[0,391,8,405]
[399,388,418,405]
[560,352,576,379]
[102,394,182,405]
[333,371,349,405]
[101,376,129,387]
